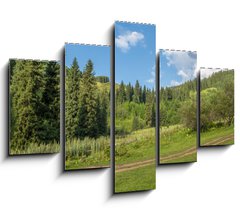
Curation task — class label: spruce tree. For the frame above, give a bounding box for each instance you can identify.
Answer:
[133,80,141,103]
[65,57,81,139]
[10,60,45,150]
[40,61,60,142]
[78,60,98,138]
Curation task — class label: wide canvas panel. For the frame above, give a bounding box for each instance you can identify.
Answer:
[65,43,110,170]
[9,59,60,155]
[114,21,156,193]
[159,49,197,164]
[200,68,234,146]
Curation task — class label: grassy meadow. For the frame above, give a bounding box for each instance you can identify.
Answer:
[115,128,155,193]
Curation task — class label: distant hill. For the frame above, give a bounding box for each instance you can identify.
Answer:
[201,69,234,90]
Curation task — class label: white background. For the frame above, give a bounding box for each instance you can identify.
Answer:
[0,0,239,215]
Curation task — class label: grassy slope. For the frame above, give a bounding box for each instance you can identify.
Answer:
[115,127,155,193]
[200,125,234,146]
[9,141,60,155]
[159,125,197,164]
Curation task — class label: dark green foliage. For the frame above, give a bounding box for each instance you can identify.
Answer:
[117,81,126,103]
[160,78,197,129]
[200,70,234,130]
[39,61,60,142]
[10,59,60,152]
[96,76,109,83]
[65,57,81,139]
[66,57,110,142]
[77,60,98,138]
[133,80,141,103]
[115,80,155,135]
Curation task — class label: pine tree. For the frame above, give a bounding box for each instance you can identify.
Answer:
[78,60,98,138]
[133,80,141,103]
[97,93,108,136]
[145,90,155,127]
[117,81,126,103]
[65,57,81,139]
[126,82,132,102]
[39,61,60,143]
[10,60,45,150]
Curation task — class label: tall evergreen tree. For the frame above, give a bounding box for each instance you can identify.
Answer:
[65,57,81,139]
[126,82,133,102]
[39,61,60,142]
[77,60,98,138]
[133,80,141,103]
[10,60,45,149]
[117,81,126,103]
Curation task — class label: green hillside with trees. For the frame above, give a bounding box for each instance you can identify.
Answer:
[200,69,234,146]
[65,58,110,170]
[159,78,197,164]
[115,81,156,193]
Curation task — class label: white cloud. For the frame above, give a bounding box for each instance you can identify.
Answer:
[147,65,155,83]
[177,70,189,79]
[162,50,197,83]
[116,31,144,52]
[170,80,182,86]
[200,68,222,79]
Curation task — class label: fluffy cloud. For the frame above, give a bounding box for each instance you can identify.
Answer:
[147,65,155,83]
[200,68,222,79]
[162,50,197,84]
[170,80,182,86]
[116,31,144,52]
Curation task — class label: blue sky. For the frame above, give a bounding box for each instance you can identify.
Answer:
[65,44,110,77]
[115,21,156,89]
[160,50,197,88]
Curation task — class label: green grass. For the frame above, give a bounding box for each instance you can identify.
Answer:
[115,127,155,193]
[115,164,156,193]
[200,125,234,146]
[160,125,197,164]
[115,127,155,165]
[166,153,197,164]
[65,136,110,170]
[9,141,60,155]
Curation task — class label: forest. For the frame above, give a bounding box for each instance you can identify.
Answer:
[200,69,234,146]
[65,58,110,170]
[9,59,60,155]
[115,81,156,193]
[159,78,197,164]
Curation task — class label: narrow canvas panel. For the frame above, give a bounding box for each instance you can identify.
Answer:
[114,21,156,193]
[159,49,197,164]
[200,68,234,146]
[64,43,110,170]
[9,59,60,155]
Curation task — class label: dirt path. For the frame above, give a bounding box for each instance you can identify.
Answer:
[201,134,234,146]
[115,159,155,173]
[160,146,196,163]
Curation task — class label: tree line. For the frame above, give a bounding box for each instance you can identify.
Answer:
[200,70,234,130]
[160,69,234,131]
[10,59,60,150]
[65,58,109,140]
[116,80,156,134]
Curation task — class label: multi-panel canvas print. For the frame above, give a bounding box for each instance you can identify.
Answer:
[114,21,156,193]
[159,49,197,164]
[9,59,60,155]
[65,43,110,170]
[200,68,234,146]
